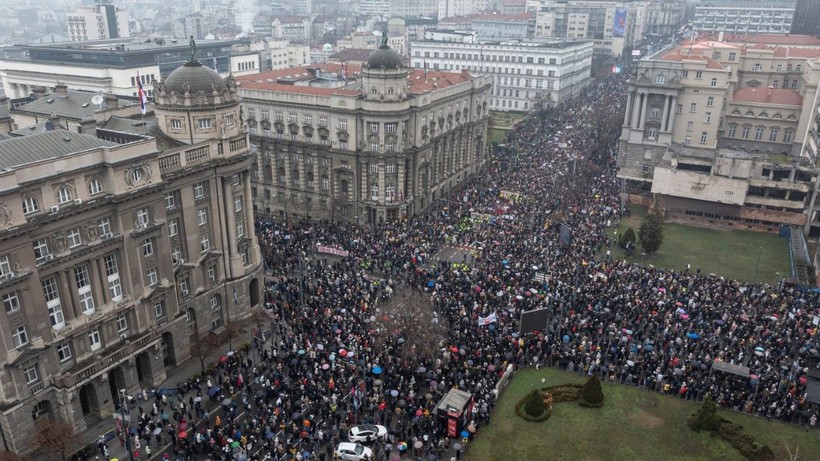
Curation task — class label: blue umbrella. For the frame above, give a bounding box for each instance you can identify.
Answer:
[427,280,435,288]
[266,431,274,440]
[329,353,336,362]
[562,335,570,343]
[460,430,470,438]
[207,386,221,397]
[755,346,765,352]
[687,332,700,339]
[502,259,509,266]
[644,344,655,351]
[372,366,383,375]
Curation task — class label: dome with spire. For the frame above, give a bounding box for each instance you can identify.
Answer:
[366,45,403,70]
[163,60,227,95]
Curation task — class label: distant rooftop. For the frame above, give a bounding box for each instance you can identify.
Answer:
[14,90,135,121]
[733,87,803,106]
[12,37,237,53]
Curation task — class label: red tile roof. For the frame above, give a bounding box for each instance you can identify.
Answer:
[407,69,473,94]
[723,34,820,46]
[658,50,725,69]
[732,87,803,106]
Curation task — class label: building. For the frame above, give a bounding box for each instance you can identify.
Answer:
[410,38,594,111]
[389,0,438,17]
[437,12,536,41]
[616,34,820,235]
[238,43,491,224]
[66,0,130,42]
[0,38,240,102]
[0,58,262,454]
[438,0,493,19]
[530,0,650,57]
[645,0,686,37]
[173,13,212,40]
[791,0,820,38]
[693,0,795,35]
[360,0,390,16]
[272,17,313,43]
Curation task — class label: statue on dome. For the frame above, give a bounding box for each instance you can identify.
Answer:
[189,35,197,62]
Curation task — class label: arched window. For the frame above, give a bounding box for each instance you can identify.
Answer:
[22,195,40,214]
[88,178,103,195]
[386,184,396,202]
[745,110,755,117]
[56,185,73,204]
[710,78,717,87]
[758,112,768,118]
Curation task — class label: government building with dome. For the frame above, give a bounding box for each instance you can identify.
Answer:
[238,42,492,224]
[0,56,262,454]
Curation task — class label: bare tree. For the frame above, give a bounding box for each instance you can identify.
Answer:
[373,288,447,361]
[0,451,33,461]
[190,332,222,371]
[34,417,77,461]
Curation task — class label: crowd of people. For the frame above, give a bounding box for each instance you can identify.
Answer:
[123,70,820,461]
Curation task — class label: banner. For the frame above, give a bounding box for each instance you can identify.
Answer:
[499,190,522,202]
[316,244,349,257]
[613,7,627,38]
[478,312,498,326]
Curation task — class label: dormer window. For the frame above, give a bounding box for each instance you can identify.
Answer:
[171,119,182,129]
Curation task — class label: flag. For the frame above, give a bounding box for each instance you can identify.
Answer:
[478,312,497,326]
[233,288,238,305]
[136,72,147,115]
[341,61,346,80]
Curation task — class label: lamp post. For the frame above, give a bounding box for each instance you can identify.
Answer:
[119,389,135,461]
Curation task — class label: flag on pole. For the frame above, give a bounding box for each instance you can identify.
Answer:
[478,312,497,326]
[136,72,147,115]
[340,61,346,80]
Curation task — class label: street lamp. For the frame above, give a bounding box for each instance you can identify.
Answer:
[118,389,135,461]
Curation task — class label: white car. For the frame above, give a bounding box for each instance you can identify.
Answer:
[347,424,388,443]
[334,442,373,460]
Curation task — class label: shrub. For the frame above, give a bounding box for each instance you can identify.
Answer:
[620,227,636,248]
[543,384,582,402]
[514,390,552,422]
[578,375,604,407]
[717,421,775,461]
[689,395,721,432]
[523,389,546,417]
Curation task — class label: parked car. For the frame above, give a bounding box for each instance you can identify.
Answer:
[347,424,388,443]
[334,442,373,460]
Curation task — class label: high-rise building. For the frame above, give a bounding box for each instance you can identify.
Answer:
[65,0,130,42]
[616,33,820,236]
[645,0,686,37]
[240,44,492,224]
[0,58,262,454]
[791,0,820,37]
[692,0,795,34]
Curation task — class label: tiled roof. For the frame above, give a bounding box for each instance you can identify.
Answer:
[407,69,473,94]
[15,90,134,120]
[732,87,803,106]
[10,120,65,137]
[658,50,725,69]
[101,116,185,151]
[772,47,820,58]
[472,12,534,22]
[0,104,10,120]
[0,131,117,170]
[723,34,820,46]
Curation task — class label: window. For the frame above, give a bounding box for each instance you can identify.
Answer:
[707,97,714,107]
[168,218,179,236]
[194,182,206,198]
[136,207,150,227]
[684,136,691,145]
[56,185,73,204]
[33,239,50,260]
[154,301,165,319]
[197,208,208,226]
[22,196,39,214]
[369,122,379,133]
[773,80,779,88]
[704,113,712,124]
[754,126,764,141]
[88,329,101,351]
[116,314,127,332]
[339,119,348,131]
[146,268,158,286]
[687,121,694,131]
[234,196,242,212]
[210,295,220,309]
[164,192,176,209]
[75,265,95,314]
[198,118,212,129]
[784,129,793,143]
[67,228,82,248]
[104,253,122,301]
[57,343,72,362]
[370,183,379,201]
[208,265,217,282]
[370,164,379,174]
[386,163,396,174]
[728,125,737,137]
[700,132,708,144]
[12,326,28,349]
[654,74,666,84]
[3,291,20,313]
[385,122,397,133]
[319,116,327,126]
[689,103,697,113]
[142,239,154,257]
[695,71,703,79]
[24,366,38,385]
[304,115,312,125]
[682,70,689,78]
[200,234,211,253]
[728,52,736,61]
[370,142,379,153]
[0,256,9,276]
[236,219,245,237]
[710,78,717,87]
[752,63,761,71]
[321,176,329,190]
[99,217,111,237]
[769,128,779,142]
[42,277,64,328]
[741,126,751,139]
[792,80,799,89]
[170,119,182,129]
[796,64,802,72]
[172,246,183,265]
[225,114,235,126]
[676,104,683,114]
[88,178,103,195]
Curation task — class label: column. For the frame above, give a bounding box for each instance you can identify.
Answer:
[625,91,634,127]
[398,162,406,202]
[631,93,642,127]
[667,95,678,131]
[90,257,106,307]
[639,92,650,129]
[223,178,237,258]
[660,95,670,133]
[243,174,254,237]
[59,270,77,320]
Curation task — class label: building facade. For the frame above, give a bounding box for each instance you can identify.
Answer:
[66,0,130,42]
[410,39,594,111]
[693,1,795,35]
[645,0,686,37]
[791,0,820,38]
[238,45,491,225]
[0,60,262,454]
[616,34,820,235]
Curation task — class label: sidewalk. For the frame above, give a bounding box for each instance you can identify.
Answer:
[56,317,260,461]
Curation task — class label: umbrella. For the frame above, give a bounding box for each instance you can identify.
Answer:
[321,363,330,370]
[398,399,407,408]
[755,346,765,352]
[372,366,383,375]
[219,355,228,363]
[627,360,634,366]
[488,364,496,372]
[298,349,305,355]
[178,431,188,439]
[316,344,324,350]
[161,412,169,421]
[339,349,347,357]
[754,350,764,356]
[397,441,408,451]
[460,430,470,438]
[687,332,700,339]
[425,393,433,400]
[715,319,726,326]
[644,344,655,351]
[302,451,311,459]
[207,386,221,397]
[329,353,336,362]
[153,427,162,435]
[427,280,435,288]
[347,351,355,358]
[390,390,399,397]
[374,379,382,386]
[453,443,463,451]
[230,441,240,448]
[417,366,427,373]
[800,376,808,385]
[416,409,423,416]
[414,440,423,449]
[266,431,274,440]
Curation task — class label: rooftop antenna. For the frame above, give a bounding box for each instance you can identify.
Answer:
[91,94,104,110]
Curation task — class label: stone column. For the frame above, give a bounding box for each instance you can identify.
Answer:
[244,173,255,236]
[398,161,406,202]
[639,92,650,129]
[631,93,643,127]
[58,270,77,321]
[223,177,237,259]
[660,95,670,132]
[625,91,634,127]
[667,95,678,131]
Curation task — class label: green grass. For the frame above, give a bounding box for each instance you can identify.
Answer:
[606,205,791,284]
[465,368,820,461]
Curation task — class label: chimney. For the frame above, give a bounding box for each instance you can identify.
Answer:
[31,86,47,100]
[54,83,68,97]
[718,31,724,43]
[461,68,469,77]
[104,94,118,109]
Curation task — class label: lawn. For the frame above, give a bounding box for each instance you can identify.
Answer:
[464,368,820,461]
[606,205,791,285]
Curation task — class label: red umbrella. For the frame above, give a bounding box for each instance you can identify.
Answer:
[800,376,808,385]
[339,349,347,357]
[178,431,188,439]
[415,409,423,417]
[219,355,228,363]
